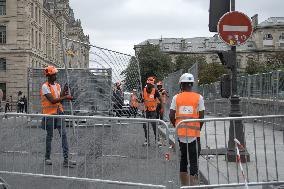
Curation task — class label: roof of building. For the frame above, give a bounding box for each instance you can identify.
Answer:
[135,36,256,53]
[258,17,284,28]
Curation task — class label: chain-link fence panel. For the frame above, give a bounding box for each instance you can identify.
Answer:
[162,70,183,122]
[188,63,199,93]
[28,42,142,117]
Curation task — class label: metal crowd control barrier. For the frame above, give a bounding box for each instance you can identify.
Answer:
[175,115,284,189]
[0,113,177,189]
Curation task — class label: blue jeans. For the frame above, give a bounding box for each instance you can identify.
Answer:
[42,112,69,160]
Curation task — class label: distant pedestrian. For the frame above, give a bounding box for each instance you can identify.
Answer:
[17,91,24,113]
[129,89,139,118]
[142,77,163,146]
[112,81,124,117]
[23,95,27,113]
[0,89,3,112]
[41,66,76,167]
[169,73,205,186]
[156,81,168,120]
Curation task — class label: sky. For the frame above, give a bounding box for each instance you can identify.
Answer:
[69,0,284,55]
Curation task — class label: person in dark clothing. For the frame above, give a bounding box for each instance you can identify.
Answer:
[112,81,124,117]
[23,95,27,113]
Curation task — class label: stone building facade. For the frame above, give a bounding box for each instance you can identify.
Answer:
[0,0,89,101]
[134,15,284,73]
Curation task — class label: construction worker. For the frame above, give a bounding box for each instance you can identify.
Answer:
[130,89,139,118]
[156,81,168,120]
[169,73,205,186]
[112,81,124,117]
[142,76,163,146]
[41,66,76,167]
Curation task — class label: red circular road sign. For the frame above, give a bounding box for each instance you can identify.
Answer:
[218,11,253,46]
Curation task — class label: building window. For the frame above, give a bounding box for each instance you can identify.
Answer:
[39,9,41,24]
[279,33,284,40]
[31,28,34,47]
[31,3,33,18]
[35,30,38,49]
[35,6,38,22]
[0,0,6,15]
[263,34,273,40]
[0,58,6,70]
[39,33,41,50]
[0,26,6,44]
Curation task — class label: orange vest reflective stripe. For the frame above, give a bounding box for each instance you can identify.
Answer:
[130,94,138,108]
[143,87,157,111]
[175,92,200,137]
[40,82,64,115]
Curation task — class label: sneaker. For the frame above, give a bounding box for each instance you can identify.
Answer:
[142,140,150,147]
[63,159,76,167]
[45,159,52,165]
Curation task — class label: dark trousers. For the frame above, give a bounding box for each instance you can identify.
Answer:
[179,138,201,175]
[42,113,69,160]
[143,111,157,142]
[156,104,163,120]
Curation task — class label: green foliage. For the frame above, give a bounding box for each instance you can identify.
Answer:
[199,63,229,85]
[175,54,207,72]
[245,59,266,75]
[121,56,140,91]
[136,43,174,85]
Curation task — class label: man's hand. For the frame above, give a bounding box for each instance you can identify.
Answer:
[65,95,73,101]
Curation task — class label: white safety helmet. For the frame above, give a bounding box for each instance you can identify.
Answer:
[179,73,195,83]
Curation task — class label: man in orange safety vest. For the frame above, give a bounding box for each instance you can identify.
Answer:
[142,76,163,146]
[40,66,76,167]
[169,73,205,186]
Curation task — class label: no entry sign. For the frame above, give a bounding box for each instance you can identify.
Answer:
[218,11,253,46]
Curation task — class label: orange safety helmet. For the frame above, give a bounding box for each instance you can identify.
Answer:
[157,81,163,86]
[44,66,58,76]
[146,77,155,85]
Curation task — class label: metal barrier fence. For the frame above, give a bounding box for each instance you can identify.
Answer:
[175,115,284,188]
[199,70,284,116]
[0,113,176,188]
[163,70,183,122]
[1,113,284,188]
[28,44,142,117]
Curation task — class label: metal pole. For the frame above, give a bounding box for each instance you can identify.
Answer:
[226,0,250,162]
[60,31,75,134]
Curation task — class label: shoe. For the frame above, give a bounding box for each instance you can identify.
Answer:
[63,159,76,167]
[142,140,150,147]
[45,159,52,165]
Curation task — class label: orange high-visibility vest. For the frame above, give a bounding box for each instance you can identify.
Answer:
[175,92,200,137]
[40,82,64,115]
[143,87,157,111]
[130,94,138,108]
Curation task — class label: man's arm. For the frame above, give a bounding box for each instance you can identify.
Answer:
[199,110,205,130]
[169,109,176,127]
[45,93,67,104]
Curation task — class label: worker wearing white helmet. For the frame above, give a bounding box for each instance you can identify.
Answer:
[169,73,205,186]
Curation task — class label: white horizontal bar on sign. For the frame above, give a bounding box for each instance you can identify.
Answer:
[223,25,248,32]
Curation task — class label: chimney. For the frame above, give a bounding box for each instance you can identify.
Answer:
[251,14,258,29]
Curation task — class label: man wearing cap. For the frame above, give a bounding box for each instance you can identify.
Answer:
[142,76,163,146]
[169,73,205,186]
[41,66,76,167]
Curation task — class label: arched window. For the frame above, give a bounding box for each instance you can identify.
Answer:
[279,33,284,40]
[263,34,273,40]
[263,33,274,46]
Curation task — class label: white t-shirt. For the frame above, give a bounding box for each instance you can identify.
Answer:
[170,93,205,143]
[42,83,60,99]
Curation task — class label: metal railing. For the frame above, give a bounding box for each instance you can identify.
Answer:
[175,115,284,188]
[1,113,284,188]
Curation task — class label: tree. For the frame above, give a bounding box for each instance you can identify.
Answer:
[199,63,229,85]
[175,54,207,72]
[136,43,174,85]
[121,56,140,92]
[245,59,266,75]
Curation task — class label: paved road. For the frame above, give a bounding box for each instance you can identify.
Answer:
[0,115,180,189]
